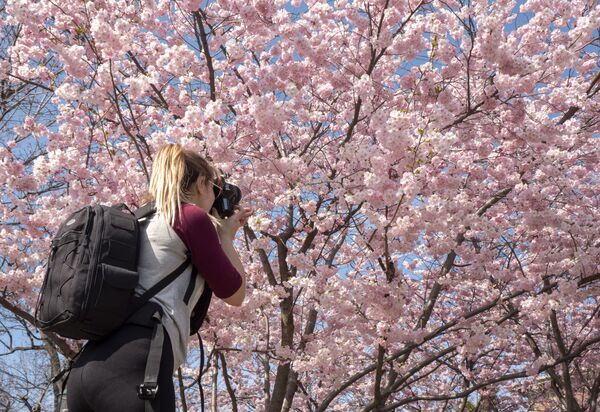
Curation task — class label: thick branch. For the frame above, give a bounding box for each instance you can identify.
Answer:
[193,10,216,101]
[362,346,457,411]
[177,368,188,412]
[550,309,581,412]
[244,226,277,286]
[219,352,239,412]
[372,345,386,411]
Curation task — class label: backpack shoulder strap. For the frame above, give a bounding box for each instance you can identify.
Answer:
[135,202,157,220]
[127,256,191,320]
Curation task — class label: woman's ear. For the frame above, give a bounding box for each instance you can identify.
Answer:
[195,175,208,196]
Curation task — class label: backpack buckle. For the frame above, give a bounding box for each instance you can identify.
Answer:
[137,383,159,400]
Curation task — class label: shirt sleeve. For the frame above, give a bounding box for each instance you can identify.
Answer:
[173,203,242,299]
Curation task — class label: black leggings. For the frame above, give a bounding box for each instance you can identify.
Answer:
[66,323,175,412]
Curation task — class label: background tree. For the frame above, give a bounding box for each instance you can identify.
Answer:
[1,0,599,411]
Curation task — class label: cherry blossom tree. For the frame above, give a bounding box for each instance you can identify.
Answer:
[1,0,599,410]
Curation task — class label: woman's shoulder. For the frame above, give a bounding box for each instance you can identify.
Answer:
[177,203,211,226]
[174,203,219,250]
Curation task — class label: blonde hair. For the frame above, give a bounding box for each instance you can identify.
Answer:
[147,143,217,226]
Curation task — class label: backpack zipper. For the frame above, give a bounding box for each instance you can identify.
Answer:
[80,206,101,319]
[48,208,88,321]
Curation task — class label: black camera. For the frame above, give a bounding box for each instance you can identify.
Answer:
[212,176,242,218]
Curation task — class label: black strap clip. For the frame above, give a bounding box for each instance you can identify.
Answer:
[137,382,159,400]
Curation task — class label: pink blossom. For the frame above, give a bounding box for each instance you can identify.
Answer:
[2,1,600,410]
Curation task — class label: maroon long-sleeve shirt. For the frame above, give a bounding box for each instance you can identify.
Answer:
[173,203,242,299]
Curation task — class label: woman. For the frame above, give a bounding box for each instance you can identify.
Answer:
[66,143,253,411]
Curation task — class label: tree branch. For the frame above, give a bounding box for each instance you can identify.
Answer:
[381,334,600,410]
[0,297,75,358]
[193,10,216,101]
[219,352,239,412]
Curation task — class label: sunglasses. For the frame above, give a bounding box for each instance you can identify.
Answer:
[211,178,223,198]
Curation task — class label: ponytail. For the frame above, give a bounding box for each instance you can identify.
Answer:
[148,144,216,226]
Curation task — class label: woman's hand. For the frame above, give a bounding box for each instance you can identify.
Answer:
[211,206,253,241]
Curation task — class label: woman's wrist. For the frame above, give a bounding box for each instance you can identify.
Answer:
[218,231,235,243]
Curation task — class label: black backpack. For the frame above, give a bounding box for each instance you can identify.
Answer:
[35,202,212,341]
[35,202,213,410]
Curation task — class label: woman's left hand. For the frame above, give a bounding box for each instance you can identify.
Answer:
[211,207,253,240]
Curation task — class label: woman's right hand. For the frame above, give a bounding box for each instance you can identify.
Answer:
[211,206,253,241]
